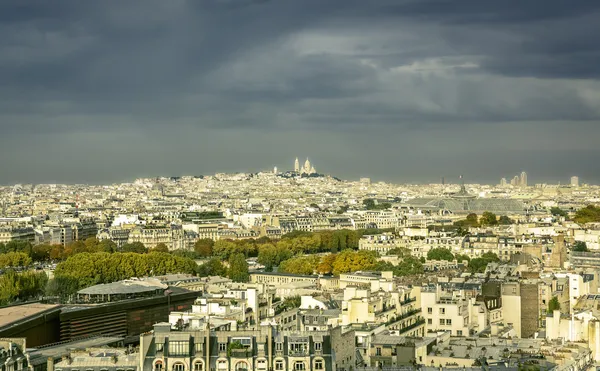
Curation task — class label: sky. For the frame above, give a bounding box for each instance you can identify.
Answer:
[1,0,600,185]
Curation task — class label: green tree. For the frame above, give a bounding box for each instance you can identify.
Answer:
[548,296,561,312]
[573,205,600,224]
[572,241,589,252]
[0,252,32,268]
[498,215,514,225]
[466,213,479,226]
[0,271,48,305]
[279,256,320,275]
[228,253,249,283]
[31,244,54,262]
[427,248,454,261]
[98,240,117,253]
[550,207,568,218]
[469,252,500,273]
[197,257,227,277]
[455,254,471,263]
[45,275,80,299]
[194,238,214,257]
[480,211,498,226]
[121,242,147,253]
[152,243,170,253]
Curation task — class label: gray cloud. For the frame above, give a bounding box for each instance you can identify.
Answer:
[1,0,599,184]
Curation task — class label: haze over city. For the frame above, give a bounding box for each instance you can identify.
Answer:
[1,0,600,184]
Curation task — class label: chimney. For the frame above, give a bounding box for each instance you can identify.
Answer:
[47,358,54,371]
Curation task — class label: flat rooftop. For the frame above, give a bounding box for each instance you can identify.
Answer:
[28,336,124,366]
[0,303,61,328]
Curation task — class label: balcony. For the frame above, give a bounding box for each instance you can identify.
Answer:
[401,297,417,305]
[398,308,421,321]
[399,318,426,334]
[230,348,252,358]
[288,350,309,357]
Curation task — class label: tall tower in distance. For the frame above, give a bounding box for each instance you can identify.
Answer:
[294,158,300,173]
[520,171,528,187]
[571,176,579,187]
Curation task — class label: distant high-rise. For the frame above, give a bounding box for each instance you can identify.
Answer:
[571,176,579,187]
[294,158,300,172]
[520,171,528,187]
[500,178,507,187]
[511,176,519,186]
[273,166,278,174]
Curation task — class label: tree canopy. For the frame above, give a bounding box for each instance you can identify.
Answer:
[228,253,249,283]
[572,241,589,252]
[469,252,500,273]
[573,205,600,224]
[548,296,560,312]
[480,211,498,226]
[197,257,227,277]
[427,248,454,261]
[550,207,568,218]
[53,252,196,290]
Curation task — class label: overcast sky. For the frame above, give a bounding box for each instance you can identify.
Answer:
[1,0,600,185]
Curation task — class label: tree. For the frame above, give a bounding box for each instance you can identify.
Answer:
[548,296,560,313]
[498,215,514,225]
[152,243,170,253]
[197,257,227,277]
[98,240,117,253]
[279,256,320,275]
[31,244,54,262]
[427,248,454,261]
[228,253,249,283]
[480,212,498,226]
[469,252,500,273]
[194,238,214,257]
[455,254,471,263]
[331,250,378,275]
[550,207,568,218]
[54,252,196,290]
[0,252,32,268]
[121,242,147,253]
[0,271,48,305]
[213,240,241,259]
[573,205,600,224]
[466,213,479,226]
[572,241,589,252]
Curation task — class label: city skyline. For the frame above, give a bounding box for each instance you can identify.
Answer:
[1,1,600,184]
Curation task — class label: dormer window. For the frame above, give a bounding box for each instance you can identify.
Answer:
[314,342,322,351]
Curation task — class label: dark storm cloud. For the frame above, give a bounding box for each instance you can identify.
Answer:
[1,0,600,184]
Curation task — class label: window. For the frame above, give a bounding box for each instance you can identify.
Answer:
[427,307,432,314]
[156,343,164,353]
[217,361,227,370]
[428,319,432,325]
[446,319,452,325]
[294,362,305,371]
[276,342,283,351]
[439,308,445,315]
[376,347,382,356]
[315,360,324,370]
[457,330,463,336]
[256,360,267,370]
[194,362,203,371]
[154,361,163,371]
[439,319,445,325]
[314,342,322,351]
[219,343,227,352]
[173,364,185,371]
[169,341,189,356]
[275,361,284,371]
[195,342,203,353]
